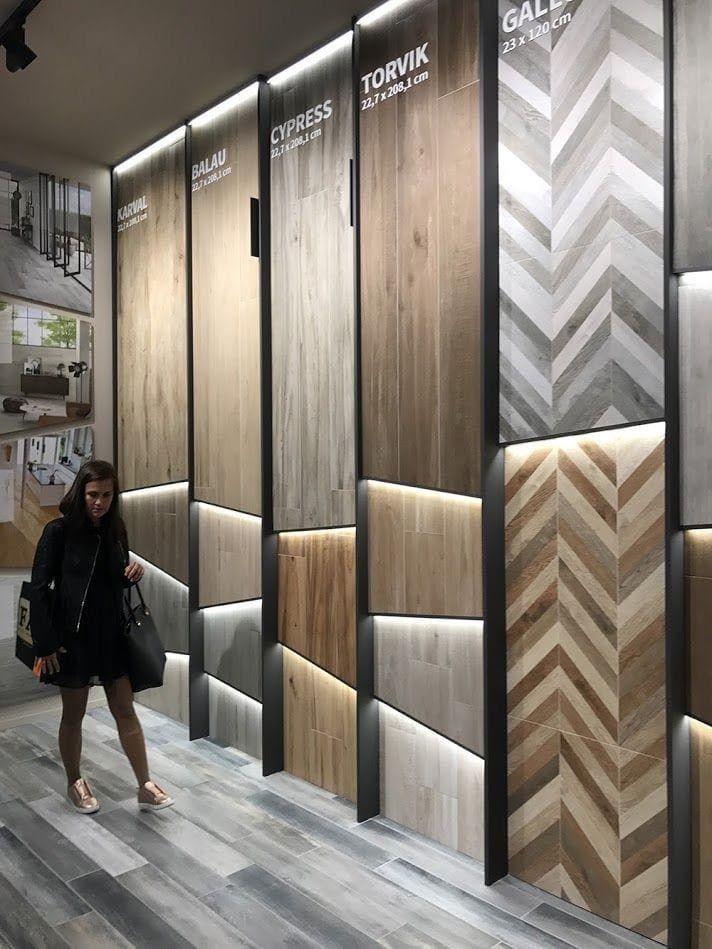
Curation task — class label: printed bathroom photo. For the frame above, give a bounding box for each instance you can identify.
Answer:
[0,298,93,438]
[0,425,93,568]
[0,161,92,314]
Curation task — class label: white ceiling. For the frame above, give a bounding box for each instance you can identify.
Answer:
[0,0,373,166]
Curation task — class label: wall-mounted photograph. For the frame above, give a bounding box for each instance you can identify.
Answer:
[0,162,92,316]
[0,298,93,439]
[0,425,93,568]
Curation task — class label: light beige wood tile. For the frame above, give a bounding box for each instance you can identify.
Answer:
[136,652,189,726]
[130,552,188,655]
[121,483,189,584]
[116,134,188,491]
[379,702,484,860]
[198,503,261,607]
[368,481,482,617]
[283,648,356,801]
[191,87,261,515]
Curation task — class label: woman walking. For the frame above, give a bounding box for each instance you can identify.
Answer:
[30,459,173,815]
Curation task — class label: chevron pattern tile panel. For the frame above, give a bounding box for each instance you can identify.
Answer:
[505,423,667,941]
[498,0,664,441]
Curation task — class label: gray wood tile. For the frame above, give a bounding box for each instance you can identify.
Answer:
[229,864,378,947]
[69,870,192,948]
[247,790,391,868]
[96,807,226,898]
[379,925,449,948]
[171,784,254,843]
[0,798,98,882]
[117,864,242,947]
[203,598,262,699]
[30,793,146,878]
[240,761,358,828]
[203,884,320,948]
[22,754,126,809]
[0,826,89,925]
[522,903,659,949]
[377,860,574,949]
[0,728,43,761]
[133,805,252,876]
[0,871,69,948]
[55,911,133,948]
[0,748,55,802]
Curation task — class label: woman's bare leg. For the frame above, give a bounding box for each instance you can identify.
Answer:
[59,686,90,785]
[104,676,150,785]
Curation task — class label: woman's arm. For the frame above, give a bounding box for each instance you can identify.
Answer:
[29,521,64,657]
[118,520,144,586]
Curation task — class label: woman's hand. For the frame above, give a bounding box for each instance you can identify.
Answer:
[124,561,144,584]
[40,648,65,676]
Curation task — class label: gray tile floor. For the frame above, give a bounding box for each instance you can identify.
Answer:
[0,646,662,948]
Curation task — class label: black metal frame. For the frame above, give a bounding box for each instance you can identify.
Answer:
[480,0,508,887]
[664,0,691,944]
[258,76,283,776]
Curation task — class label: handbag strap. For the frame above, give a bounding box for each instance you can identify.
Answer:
[124,581,147,616]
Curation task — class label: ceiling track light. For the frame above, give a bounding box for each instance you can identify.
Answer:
[0,0,42,74]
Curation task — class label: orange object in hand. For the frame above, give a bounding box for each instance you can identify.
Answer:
[32,656,43,678]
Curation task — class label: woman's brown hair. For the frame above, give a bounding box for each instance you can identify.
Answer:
[59,459,124,542]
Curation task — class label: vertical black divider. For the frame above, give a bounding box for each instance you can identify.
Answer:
[186,123,209,740]
[664,0,691,943]
[481,0,508,886]
[111,169,118,468]
[259,77,283,775]
[353,21,380,823]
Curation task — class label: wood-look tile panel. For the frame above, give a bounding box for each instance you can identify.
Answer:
[116,135,188,491]
[121,483,189,584]
[198,504,261,608]
[283,649,356,802]
[359,0,480,494]
[686,531,712,725]
[270,39,355,530]
[505,425,667,940]
[374,616,483,754]
[192,87,261,514]
[673,0,712,271]
[136,653,189,727]
[131,553,188,655]
[208,676,262,760]
[278,528,356,686]
[692,720,712,936]
[368,482,482,617]
[680,281,712,526]
[379,702,484,861]
[203,599,261,701]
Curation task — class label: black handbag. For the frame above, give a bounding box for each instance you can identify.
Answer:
[123,583,166,693]
[15,581,35,672]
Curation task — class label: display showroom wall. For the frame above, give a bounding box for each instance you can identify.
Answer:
[113,0,711,945]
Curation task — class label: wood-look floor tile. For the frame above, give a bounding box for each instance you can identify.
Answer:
[55,911,134,948]
[202,883,319,947]
[70,869,192,948]
[0,798,98,882]
[0,871,68,949]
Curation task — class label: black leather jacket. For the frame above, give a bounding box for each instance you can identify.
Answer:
[29,516,131,658]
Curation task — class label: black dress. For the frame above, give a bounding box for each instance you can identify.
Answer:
[51,523,130,689]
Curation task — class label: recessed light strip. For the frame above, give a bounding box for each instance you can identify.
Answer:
[114,127,185,175]
[357,0,412,27]
[269,31,352,85]
[190,82,259,128]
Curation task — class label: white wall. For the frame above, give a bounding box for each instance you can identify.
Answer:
[0,142,112,461]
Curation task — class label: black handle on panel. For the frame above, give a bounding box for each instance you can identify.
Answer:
[349,158,354,228]
[250,197,260,257]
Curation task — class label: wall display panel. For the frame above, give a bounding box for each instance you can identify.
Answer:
[191,89,261,514]
[505,424,667,941]
[673,1,712,271]
[679,276,712,525]
[198,503,261,607]
[278,528,356,685]
[685,531,712,725]
[131,553,188,655]
[368,481,482,617]
[203,599,262,701]
[137,652,189,726]
[208,675,262,760]
[379,703,484,860]
[270,37,356,531]
[374,616,483,753]
[359,0,481,494]
[116,131,188,490]
[691,719,712,948]
[498,0,664,442]
[120,483,189,584]
[283,648,357,801]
